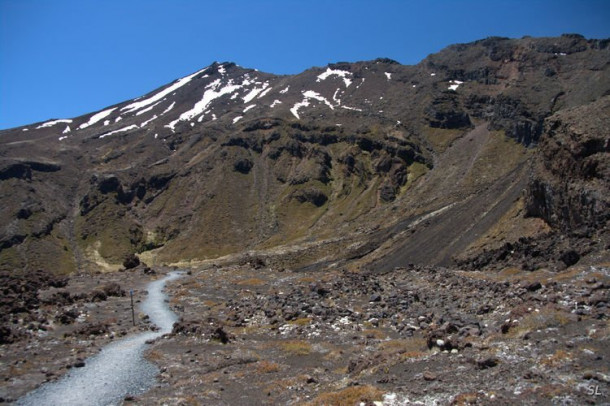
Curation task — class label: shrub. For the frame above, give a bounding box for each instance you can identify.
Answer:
[308,385,383,406]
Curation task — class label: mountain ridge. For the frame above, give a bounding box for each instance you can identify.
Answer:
[0,34,608,275]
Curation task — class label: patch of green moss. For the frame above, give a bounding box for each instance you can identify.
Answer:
[0,246,22,271]
[422,127,464,153]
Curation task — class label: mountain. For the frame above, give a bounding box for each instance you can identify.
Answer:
[2,34,610,405]
[0,34,608,275]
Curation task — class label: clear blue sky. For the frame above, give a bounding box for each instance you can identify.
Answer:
[1,0,609,130]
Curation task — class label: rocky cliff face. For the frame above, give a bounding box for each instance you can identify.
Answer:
[0,35,608,274]
[526,96,610,233]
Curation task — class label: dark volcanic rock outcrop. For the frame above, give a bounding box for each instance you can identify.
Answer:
[526,96,610,233]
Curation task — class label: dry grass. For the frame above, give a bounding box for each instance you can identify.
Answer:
[452,391,485,405]
[234,277,266,286]
[362,328,386,339]
[540,349,573,368]
[288,317,313,326]
[256,360,281,374]
[281,340,313,356]
[378,337,428,355]
[307,385,383,406]
[507,306,574,338]
[146,349,164,361]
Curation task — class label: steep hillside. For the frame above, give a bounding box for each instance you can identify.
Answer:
[0,34,608,274]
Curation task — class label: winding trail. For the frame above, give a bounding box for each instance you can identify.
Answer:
[17,271,183,406]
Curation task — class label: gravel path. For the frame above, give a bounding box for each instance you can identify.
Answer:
[16,271,182,406]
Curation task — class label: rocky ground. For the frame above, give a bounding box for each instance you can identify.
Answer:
[4,257,605,405]
[0,264,161,402]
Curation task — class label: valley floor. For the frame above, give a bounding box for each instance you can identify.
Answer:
[3,260,607,405]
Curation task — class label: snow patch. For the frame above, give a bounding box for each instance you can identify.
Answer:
[166,79,243,131]
[58,136,67,141]
[162,102,175,115]
[303,90,334,110]
[384,72,392,80]
[290,99,310,120]
[99,124,138,139]
[279,86,290,94]
[140,115,158,128]
[115,116,122,123]
[340,105,363,112]
[258,87,272,99]
[104,120,110,126]
[243,82,269,103]
[448,80,463,91]
[243,105,256,113]
[62,126,71,134]
[332,88,342,104]
[430,73,436,76]
[233,116,243,124]
[270,100,282,108]
[135,100,164,116]
[317,68,353,87]
[36,119,73,129]
[120,67,207,114]
[79,108,117,130]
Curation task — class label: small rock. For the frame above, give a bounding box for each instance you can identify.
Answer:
[476,356,499,369]
[423,371,437,381]
[73,361,85,368]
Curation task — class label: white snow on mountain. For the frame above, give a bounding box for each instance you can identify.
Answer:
[340,105,363,112]
[290,99,310,120]
[317,68,353,87]
[162,102,176,115]
[303,90,334,110]
[279,86,290,94]
[135,100,164,116]
[166,78,243,130]
[270,100,282,108]
[243,105,256,113]
[120,67,208,114]
[332,88,342,104]
[448,80,464,91]
[140,115,158,128]
[385,72,392,80]
[78,107,117,130]
[258,87,272,99]
[36,119,73,129]
[99,124,138,139]
[243,82,269,103]
[233,116,243,124]
[62,126,71,134]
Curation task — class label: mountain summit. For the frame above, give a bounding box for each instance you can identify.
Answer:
[0,34,608,274]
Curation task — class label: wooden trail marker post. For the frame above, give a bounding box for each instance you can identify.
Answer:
[130,289,135,326]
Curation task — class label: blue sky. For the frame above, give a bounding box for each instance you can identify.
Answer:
[1,0,609,130]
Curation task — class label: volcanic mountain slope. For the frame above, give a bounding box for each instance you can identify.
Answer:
[0,34,609,274]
